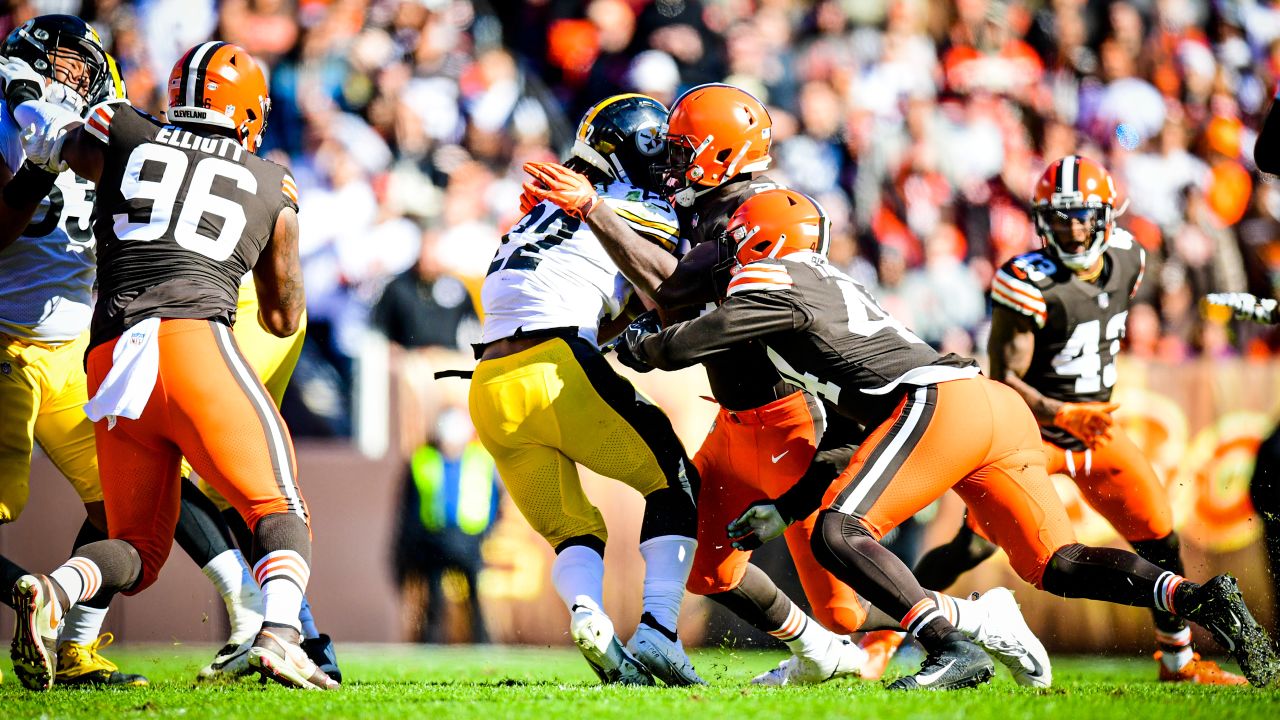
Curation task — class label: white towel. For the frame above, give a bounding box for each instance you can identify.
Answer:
[84,317,161,429]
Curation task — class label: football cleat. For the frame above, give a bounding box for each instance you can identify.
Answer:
[1179,574,1279,687]
[196,640,254,682]
[55,633,149,686]
[1156,652,1248,685]
[887,635,993,691]
[10,574,62,691]
[248,625,340,690]
[858,630,905,681]
[751,634,867,686]
[570,605,653,686]
[967,588,1052,688]
[301,633,342,684]
[627,622,706,686]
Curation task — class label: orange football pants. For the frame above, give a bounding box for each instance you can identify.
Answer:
[822,376,1075,588]
[1043,426,1173,542]
[86,319,307,593]
[689,391,867,634]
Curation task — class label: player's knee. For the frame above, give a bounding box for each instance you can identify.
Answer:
[639,485,696,543]
[1037,542,1086,593]
[810,510,873,570]
[685,556,745,596]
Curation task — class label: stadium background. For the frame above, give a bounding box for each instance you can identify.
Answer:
[1,0,1278,653]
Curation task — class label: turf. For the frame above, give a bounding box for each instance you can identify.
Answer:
[2,645,1278,720]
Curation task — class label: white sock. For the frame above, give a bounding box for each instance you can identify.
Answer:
[931,592,986,635]
[638,535,696,634]
[1156,627,1194,671]
[551,545,605,613]
[768,602,836,659]
[203,549,264,644]
[58,604,108,646]
[253,551,309,632]
[50,557,102,607]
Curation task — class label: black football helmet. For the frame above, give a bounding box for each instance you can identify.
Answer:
[2,15,112,111]
[570,94,668,192]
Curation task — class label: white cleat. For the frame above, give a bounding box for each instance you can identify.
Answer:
[751,635,868,686]
[570,605,653,686]
[197,640,254,682]
[10,574,62,692]
[967,588,1052,688]
[627,622,706,686]
[248,627,340,690]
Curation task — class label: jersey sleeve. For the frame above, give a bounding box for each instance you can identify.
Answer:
[1106,228,1145,298]
[280,168,299,213]
[81,100,131,145]
[638,283,811,371]
[991,258,1049,328]
[601,191,680,252]
[726,260,795,296]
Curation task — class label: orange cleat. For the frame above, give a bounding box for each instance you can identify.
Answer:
[859,630,905,681]
[1156,652,1248,685]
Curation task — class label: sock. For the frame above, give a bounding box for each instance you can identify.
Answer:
[299,596,320,640]
[253,551,309,632]
[638,535,696,635]
[1153,571,1188,615]
[768,601,837,658]
[1,553,29,609]
[203,549,264,644]
[929,591,986,635]
[1156,626,1194,671]
[900,597,960,649]
[50,556,103,609]
[551,544,605,613]
[58,603,108,646]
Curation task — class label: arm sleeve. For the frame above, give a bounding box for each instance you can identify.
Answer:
[601,193,680,252]
[637,288,811,371]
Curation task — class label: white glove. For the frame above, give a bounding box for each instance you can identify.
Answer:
[0,56,44,91]
[14,100,79,174]
[1206,292,1279,325]
[726,502,789,551]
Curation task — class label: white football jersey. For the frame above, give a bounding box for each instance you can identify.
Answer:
[480,180,679,347]
[0,100,97,343]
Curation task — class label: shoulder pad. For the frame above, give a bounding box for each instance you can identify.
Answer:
[726,260,793,297]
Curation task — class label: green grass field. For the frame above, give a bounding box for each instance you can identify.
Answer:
[3,645,1279,720]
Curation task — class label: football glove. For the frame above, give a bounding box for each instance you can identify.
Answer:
[615,311,661,373]
[0,57,44,112]
[518,184,539,216]
[1053,401,1118,448]
[727,501,789,551]
[1206,292,1280,325]
[522,161,601,222]
[14,100,78,174]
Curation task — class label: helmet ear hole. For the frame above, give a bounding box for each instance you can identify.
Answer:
[715,148,732,163]
[751,240,771,253]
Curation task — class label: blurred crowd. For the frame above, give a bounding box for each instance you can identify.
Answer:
[8,0,1280,435]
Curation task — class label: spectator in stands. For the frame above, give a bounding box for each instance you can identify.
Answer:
[372,228,482,351]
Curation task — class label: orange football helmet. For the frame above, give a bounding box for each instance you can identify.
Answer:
[660,83,772,206]
[726,189,830,266]
[1032,155,1122,272]
[167,41,271,153]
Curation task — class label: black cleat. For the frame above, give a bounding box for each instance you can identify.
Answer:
[887,636,994,691]
[1179,574,1279,687]
[301,633,342,684]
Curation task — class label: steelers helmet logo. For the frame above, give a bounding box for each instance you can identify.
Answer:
[635,122,664,156]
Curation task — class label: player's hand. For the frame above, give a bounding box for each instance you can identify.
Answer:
[15,100,78,174]
[1206,292,1279,325]
[727,501,789,551]
[0,57,44,111]
[1053,401,1118,448]
[522,161,601,222]
[518,184,539,216]
[615,311,661,373]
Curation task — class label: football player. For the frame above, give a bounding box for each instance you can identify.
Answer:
[525,83,1049,687]
[0,14,146,688]
[8,41,334,691]
[618,188,1279,690]
[470,94,702,686]
[913,156,1243,683]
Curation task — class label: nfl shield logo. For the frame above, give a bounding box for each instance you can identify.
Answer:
[0,362,10,375]
[1098,292,1110,309]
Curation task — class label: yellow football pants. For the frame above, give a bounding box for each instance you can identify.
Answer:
[468,336,692,549]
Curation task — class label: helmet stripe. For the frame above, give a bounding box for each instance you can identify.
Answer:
[192,42,229,110]
[181,41,225,110]
[1060,155,1076,195]
[812,194,830,256]
[579,93,649,138]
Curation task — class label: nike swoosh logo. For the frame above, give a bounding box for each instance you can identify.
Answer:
[771,451,789,463]
[915,659,956,685]
[1025,652,1045,679]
